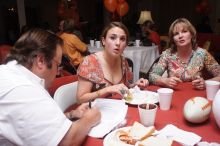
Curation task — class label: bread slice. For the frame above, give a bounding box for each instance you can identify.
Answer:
[129,121,155,141]
[138,136,173,146]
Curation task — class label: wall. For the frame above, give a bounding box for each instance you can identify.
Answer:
[0,0,219,44]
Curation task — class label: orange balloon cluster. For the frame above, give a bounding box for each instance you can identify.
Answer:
[195,0,212,14]
[104,0,129,17]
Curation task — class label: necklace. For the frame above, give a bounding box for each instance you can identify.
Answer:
[177,50,193,66]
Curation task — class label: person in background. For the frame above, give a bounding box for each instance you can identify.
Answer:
[0,28,100,146]
[141,20,160,46]
[76,21,149,103]
[56,19,65,36]
[59,18,89,73]
[149,18,220,89]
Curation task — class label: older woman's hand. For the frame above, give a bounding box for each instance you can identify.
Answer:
[135,78,149,88]
[192,77,205,90]
[164,77,182,88]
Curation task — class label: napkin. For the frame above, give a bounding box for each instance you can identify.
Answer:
[156,124,201,146]
[88,98,128,138]
[197,142,220,146]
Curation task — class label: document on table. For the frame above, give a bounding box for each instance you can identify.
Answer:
[88,98,128,138]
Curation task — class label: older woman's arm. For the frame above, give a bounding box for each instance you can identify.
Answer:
[204,50,220,81]
[149,52,182,88]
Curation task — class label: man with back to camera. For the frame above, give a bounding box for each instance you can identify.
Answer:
[0,28,101,146]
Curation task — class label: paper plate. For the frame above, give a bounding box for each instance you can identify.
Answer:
[103,126,134,146]
[122,91,159,105]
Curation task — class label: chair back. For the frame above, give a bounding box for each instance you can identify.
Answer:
[126,57,133,72]
[0,45,12,64]
[54,81,78,112]
[203,40,211,51]
[48,75,78,96]
[145,56,160,79]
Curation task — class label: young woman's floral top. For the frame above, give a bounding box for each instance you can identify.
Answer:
[77,54,133,92]
[149,47,220,84]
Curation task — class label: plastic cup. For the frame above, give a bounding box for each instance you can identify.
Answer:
[135,40,140,47]
[138,103,157,127]
[205,80,220,101]
[96,41,101,48]
[157,88,174,110]
[90,40,94,47]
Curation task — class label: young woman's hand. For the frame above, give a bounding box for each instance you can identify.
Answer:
[106,83,129,96]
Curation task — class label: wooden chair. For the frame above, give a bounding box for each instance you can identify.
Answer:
[203,40,211,51]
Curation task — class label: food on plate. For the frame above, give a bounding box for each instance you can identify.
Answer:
[183,97,212,123]
[129,121,155,141]
[138,136,173,146]
[116,121,155,145]
[109,141,134,146]
[124,92,133,102]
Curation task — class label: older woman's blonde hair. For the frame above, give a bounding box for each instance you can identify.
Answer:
[168,18,198,52]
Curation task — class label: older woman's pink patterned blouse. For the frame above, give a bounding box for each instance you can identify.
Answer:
[149,48,220,84]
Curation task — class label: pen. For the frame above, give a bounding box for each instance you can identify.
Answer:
[89,101,92,108]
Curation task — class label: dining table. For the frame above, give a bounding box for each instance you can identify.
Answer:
[88,45,159,82]
[66,82,220,146]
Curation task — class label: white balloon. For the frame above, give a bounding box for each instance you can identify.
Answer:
[183,97,211,123]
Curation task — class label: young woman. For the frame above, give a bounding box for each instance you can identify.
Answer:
[149,18,220,90]
[77,22,148,103]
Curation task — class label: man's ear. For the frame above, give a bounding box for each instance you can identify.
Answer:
[35,54,46,70]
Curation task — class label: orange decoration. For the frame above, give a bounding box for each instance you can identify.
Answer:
[201,0,208,8]
[118,0,125,3]
[104,0,118,13]
[116,1,129,17]
[58,3,65,16]
[195,5,202,13]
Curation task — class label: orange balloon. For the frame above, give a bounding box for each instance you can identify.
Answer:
[118,0,125,3]
[195,5,202,13]
[104,0,117,13]
[58,3,65,16]
[116,1,129,17]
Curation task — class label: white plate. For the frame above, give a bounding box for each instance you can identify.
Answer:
[103,126,159,146]
[103,126,135,146]
[122,91,159,105]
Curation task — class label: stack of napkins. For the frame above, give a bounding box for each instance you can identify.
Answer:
[156,124,202,146]
[88,98,128,138]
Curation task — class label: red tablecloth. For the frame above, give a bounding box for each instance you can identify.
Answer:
[70,82,220,146]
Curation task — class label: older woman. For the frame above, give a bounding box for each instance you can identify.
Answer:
[149,18,220,90]
[77,22,149,103]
